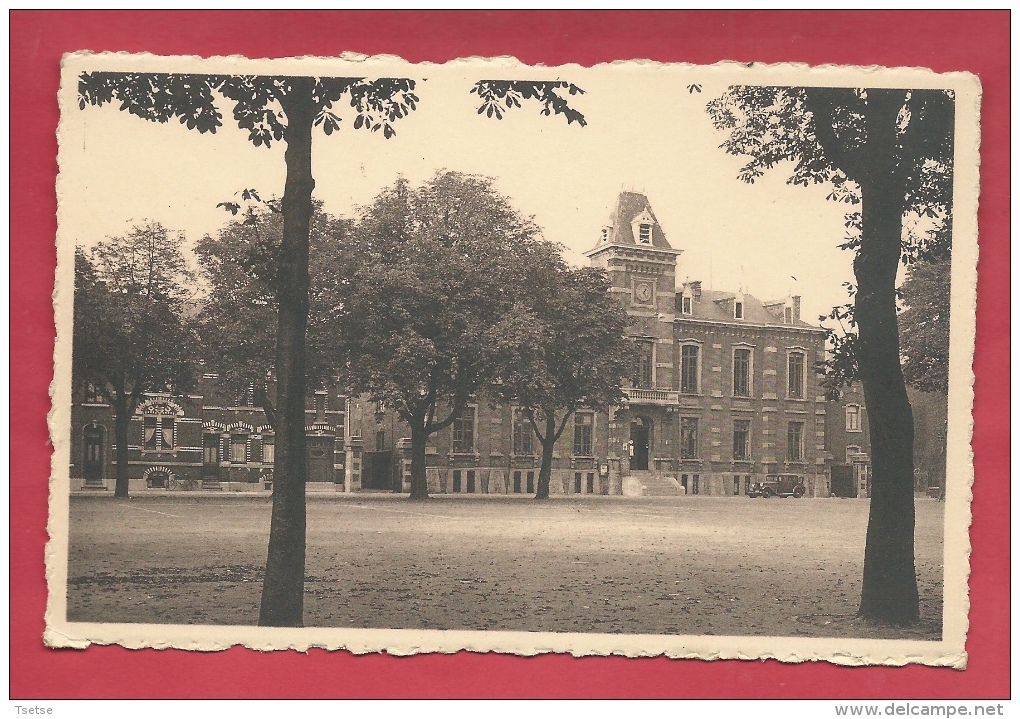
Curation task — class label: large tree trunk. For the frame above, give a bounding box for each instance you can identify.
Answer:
[112,396,131,498]
[855,90,920,625]
[259,80,315,628]
[535,413,557,500]
[409,422,430,500]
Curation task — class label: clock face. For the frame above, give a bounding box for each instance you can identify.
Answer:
[635,282,653,303]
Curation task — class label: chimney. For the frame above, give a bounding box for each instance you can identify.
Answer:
[791,295,801,322]
[689,281,702,301]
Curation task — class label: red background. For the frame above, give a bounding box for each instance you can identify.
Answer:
[10,10,1009,699]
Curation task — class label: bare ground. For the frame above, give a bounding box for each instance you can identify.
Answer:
[66,493,944,639]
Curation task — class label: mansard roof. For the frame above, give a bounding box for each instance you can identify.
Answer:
[680,287,817,330]
[604,191,674,250]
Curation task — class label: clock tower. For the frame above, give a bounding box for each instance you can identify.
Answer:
[584,191,682,389]
[585,192,682,479]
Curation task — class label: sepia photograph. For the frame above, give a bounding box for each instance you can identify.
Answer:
[46,51,978,666]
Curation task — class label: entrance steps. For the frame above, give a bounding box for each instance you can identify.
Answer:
[626,470,682,497]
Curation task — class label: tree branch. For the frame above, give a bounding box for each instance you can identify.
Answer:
[803,88,868,183]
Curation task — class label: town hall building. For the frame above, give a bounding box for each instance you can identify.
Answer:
[70,192,834,497]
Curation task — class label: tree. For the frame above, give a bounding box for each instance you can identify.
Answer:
[79,71,419,627]
[79,71,585,625]
[489,265,633,499]
[72,223,197,498]
[332,172,556,500]
[708,86,954,624]
[195,201,354,427]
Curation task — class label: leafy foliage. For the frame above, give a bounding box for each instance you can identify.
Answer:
[707,86,954,259]
[328,172,561,497]
[332,172,548,420]
[471,80,587,125]
[490,266,633,437]
[79,72,419,145]
[708,86,955,391]
[73,225,198,495]
[194,201,353,421]
[488,264,633,498]
[898,257,951,394]
[73,223,197,399]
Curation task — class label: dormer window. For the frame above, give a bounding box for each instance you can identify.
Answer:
[638,223,652,244]
[785,306,793,324]
[734,301,744,320]
[680,294,693,315]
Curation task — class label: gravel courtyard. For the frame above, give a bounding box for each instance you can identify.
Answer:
[66,493,944,639]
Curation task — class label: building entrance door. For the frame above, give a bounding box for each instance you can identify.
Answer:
[306,436,335,484]
[363,451,396,491]
[630,417,650,471]
[83,425,104,483]
[202,433,221,481]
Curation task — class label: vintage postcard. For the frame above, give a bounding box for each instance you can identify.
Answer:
[47,52,980,666]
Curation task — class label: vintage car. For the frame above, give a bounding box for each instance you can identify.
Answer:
[747,474,806,498]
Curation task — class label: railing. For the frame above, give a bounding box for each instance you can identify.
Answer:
[623,388,679,405]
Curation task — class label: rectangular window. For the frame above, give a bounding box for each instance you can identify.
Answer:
[513,471,522,494]
[634,342,654,388]
[788,351,806,399]
[466,470,476,494]
[203,435,219,464]
[375,430,386,452]
[84,383,104,404]
[785,306,794,324]
[638,223,652,243]
[733,475,741,495]
[846,404,862,432]
[143,416,174,451]
[587,472,596,494]
[733,348,751,397]
[680,417,698,459]
[250,437,262,464]
[452,406,476,453]
[733,419,750,460]
[734,301,743,319]
[680,345,700,394]
[692,474,700,495]
[681,295,692,315]
[526,471,535,494]
[230,434,247,464]
[453,469,462,493]
[787,422,804,462]
[574,472,583,494]
[573,413,594,456]
[314,393,326,416]
[513,408,534,455]
[262,436,275,465]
